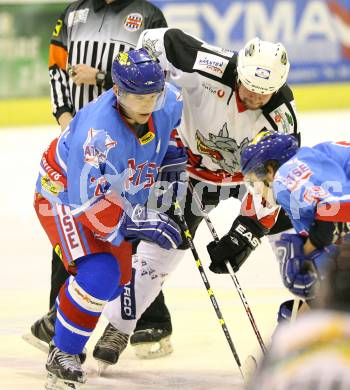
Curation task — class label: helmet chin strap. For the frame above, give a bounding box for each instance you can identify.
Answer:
[117,103,149,137]
[118,102,132,121]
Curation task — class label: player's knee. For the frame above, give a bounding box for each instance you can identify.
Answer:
[136,242,185,275]
[134,247,185,276]
[76,252,121,300]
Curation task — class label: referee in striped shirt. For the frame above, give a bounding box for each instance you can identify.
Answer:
[29,0,173,359]
[49,0,167,131]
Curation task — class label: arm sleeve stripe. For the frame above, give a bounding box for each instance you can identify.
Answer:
[50,39,67,50]
[316,199,350,222]
[49,43,68,69]
[49,66,72,117]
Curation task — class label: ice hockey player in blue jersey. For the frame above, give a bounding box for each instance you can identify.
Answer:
[240,131,350,300]
[33,48,186,389]
[248,239,350,390]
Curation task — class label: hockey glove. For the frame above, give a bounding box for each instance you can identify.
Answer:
[275,233,328,299]
[154,152,188,208]
[207,215,266,274]
[121,204,182,250]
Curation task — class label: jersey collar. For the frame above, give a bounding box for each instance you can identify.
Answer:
[93,0,135,13]
[235,89,247,113]
[116,103,156,145]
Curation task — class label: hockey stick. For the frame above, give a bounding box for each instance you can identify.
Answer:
[173,200,245,379]
[188,181,267,354]
[291,298,300,321]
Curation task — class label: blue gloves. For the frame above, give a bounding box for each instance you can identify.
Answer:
[275,233,328,298]
[155,152,188,208]
[121,204,182,250]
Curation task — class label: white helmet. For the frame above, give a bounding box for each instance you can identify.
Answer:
[237,37,290,95]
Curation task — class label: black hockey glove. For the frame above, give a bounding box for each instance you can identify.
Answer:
[207,215,266,274]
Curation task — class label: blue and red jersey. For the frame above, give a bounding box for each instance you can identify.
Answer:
[36,84,184,247]
[273,141,350,234]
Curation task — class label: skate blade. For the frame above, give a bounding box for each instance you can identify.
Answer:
[242,354,258,381]
[132,335,173,359]
[97,361,110,376]
[45,372,83,390]
[22,333,49,354]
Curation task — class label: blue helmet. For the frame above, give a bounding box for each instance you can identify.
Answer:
[112,48,165,94]
[240,131,298,176]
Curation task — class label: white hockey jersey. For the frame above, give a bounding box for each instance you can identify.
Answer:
[137,28,299,186]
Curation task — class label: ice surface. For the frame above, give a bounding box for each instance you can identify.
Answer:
[0,109,349,389]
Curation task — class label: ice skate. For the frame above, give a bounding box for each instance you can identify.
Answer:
[93,323,129,374]
[22,306,87,363]
[130,328,173,359]
[22,306,56,353]
[45,344,86,390]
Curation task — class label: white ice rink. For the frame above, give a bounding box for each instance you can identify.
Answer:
[1,109,349,389]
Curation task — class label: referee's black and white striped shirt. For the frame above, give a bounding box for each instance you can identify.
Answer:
[49,0,167,121]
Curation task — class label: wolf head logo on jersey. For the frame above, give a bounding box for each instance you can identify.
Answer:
[195,123,249,173]
[83,128,117,168]
[143,38,162,58]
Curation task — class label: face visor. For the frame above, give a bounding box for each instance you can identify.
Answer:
[117,83,168,114]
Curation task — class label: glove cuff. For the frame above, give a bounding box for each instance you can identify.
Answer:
[308,221,335,249]
[235,216,268,238]
[229,216,265,250]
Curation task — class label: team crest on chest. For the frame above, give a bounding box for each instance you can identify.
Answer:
[195,123,250,173]
[83,128,117,168]
[124,13,143,31]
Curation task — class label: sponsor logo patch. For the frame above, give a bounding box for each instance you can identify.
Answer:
[41,174,64,196]
[193,52,229,78]
[121,268,136,320]
[68,9,89,27]
[124,13,143,31]
[201,81,225,98]
[270,104,293,134]
[139,131,155,145]
[255,67,271,79]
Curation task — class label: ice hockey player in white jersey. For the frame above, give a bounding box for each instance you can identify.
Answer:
[92,28,301,364]
[248,238,350,390]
